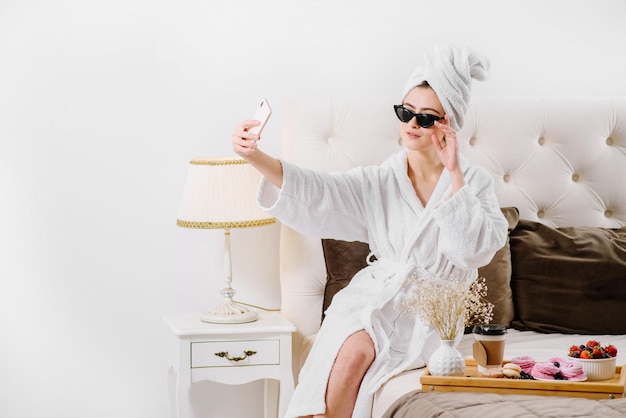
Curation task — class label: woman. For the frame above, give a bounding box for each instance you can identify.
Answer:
[232,44,508,418]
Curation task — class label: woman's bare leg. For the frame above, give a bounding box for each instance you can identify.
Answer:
[309,330,375,418]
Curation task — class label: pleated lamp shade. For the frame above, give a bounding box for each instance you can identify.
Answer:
[176,156,275,323]
[177,156,275,229]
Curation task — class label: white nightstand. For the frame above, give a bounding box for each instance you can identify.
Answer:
[164,310,296,418]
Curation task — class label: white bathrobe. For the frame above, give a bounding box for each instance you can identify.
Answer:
[257,149,508,418]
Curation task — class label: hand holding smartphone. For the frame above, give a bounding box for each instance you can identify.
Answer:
[248,98,272,136]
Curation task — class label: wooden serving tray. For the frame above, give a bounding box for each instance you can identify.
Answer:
[420,358,626,400]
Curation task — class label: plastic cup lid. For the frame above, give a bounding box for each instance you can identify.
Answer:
[473,324,507,335]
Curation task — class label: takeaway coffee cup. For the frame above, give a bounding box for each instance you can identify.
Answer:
[472,324,507,373]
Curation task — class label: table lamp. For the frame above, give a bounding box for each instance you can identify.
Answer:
[177,156,276,323]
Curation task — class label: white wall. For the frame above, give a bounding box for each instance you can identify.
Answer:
[1,1,625,417]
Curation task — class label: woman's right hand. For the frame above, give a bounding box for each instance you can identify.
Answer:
[230,120,284,188]
[232,120,261,157]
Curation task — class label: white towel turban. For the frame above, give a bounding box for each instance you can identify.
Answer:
[402,44,490,131]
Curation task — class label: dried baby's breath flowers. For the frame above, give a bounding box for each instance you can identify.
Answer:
[464,277,494,328]
[398,272,494,341]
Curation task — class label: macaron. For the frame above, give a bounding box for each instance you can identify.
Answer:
[502,363,521,378]
[481,367,504,378]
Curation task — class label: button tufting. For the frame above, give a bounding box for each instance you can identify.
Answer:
[572,173,579,182]
[538,137,545,145]
[469,137,477,146]
[606,137,614,145]
[605,210,613,218]
[503,173,511,182]
[537,210,545,218]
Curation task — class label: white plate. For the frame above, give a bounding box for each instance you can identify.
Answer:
[533,376,587,382]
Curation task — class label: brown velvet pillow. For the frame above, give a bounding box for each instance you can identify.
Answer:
[321,239,372,321]
[478,207,519,327]
[320,207,519,326]
[509,220,626,334]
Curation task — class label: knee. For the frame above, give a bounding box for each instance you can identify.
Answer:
[336,333,375,375]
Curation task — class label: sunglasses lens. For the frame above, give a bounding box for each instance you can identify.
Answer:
[394,106,414,123]
[416,114,437,128]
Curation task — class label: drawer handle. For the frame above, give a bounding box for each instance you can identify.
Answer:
[214,350,257,362]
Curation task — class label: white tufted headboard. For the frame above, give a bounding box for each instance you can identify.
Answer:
[278,95,626,378]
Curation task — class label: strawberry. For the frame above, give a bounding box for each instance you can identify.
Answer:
[605,345,618,358]
[568,345,581,356]
[580,350,592,359]
[586,340,601,349]
[592,348,604,359]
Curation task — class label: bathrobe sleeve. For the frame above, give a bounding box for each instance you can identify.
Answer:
[431,166,508,270]
[257,159,370,242]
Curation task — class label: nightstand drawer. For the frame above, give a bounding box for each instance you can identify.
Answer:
[191,339,280,368]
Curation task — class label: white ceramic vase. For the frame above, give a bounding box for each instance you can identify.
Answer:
[428,339,466,376]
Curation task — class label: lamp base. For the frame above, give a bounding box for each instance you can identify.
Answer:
[200,293,257,324]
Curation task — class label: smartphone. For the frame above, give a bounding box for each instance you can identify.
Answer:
[248,98,272,136]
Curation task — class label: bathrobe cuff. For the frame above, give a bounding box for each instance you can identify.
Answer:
[431,182,508,269]
[256,159,293,212]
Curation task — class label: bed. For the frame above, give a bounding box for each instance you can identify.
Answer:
[276,95,626,417]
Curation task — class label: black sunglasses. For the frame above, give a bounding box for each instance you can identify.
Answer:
[393,105,444,128]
